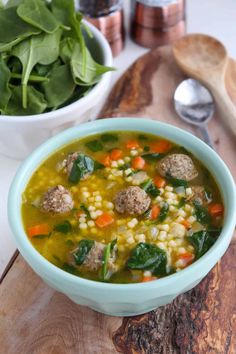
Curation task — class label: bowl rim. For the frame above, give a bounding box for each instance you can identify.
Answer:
[0,20,113,122]
[8,118,236,291]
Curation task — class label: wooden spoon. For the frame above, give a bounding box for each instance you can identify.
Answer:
[173,34,236,136]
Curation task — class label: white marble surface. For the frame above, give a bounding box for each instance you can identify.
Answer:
[1,0,236,275]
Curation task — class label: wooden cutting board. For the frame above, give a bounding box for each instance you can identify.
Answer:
[1,46,236,354]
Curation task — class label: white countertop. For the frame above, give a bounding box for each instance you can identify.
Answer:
[1,0,236,275]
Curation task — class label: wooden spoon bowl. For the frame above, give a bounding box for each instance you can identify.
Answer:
[173,34,236,136]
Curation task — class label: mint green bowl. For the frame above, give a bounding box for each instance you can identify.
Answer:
[8,118,236,316]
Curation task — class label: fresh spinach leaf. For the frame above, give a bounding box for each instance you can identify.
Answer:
[127,242,167,276]
[5,85,47,115]
[193,200,211,225]
[0,57,11,111]
[42,63,76,108]
[73,239,94,265]
[71,43,114,86]
[140,179,160,197]
[69,153,94,183]
[60,37,75,63]
[12,29,61,107]
[101,134,118,143]
[0,6,40,52]
[187,230,215,259]
[17,0,61,34]
[158,202,169,222]
[54,220,72,234]
[166,174,188,188]
[141,153,164,161]
[85,140,103,152]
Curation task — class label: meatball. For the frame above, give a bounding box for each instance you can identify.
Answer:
[157,154,198,181]
[40,185,74,213]
[70,241,117,272]
[187,186,212,205]
[114,186,151,215]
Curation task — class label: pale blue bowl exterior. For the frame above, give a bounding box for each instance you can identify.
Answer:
[8,118,236,316]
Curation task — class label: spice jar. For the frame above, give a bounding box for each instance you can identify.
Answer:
[131,0,186,48]
[78,0,125,57]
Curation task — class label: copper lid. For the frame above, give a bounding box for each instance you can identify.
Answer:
[134,0,185,29]
[132,20,186,48]
[85,9,125,57]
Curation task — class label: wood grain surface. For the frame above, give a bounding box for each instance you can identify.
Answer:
[1,46,236,354]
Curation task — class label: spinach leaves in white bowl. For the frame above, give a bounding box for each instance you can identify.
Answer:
[0,0,114,115]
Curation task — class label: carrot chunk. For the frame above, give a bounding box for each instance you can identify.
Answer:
[151,205,161,220]
[28,224,49,238]
[101,155,111,167]
[95,213,114,228]
[181,219,191,229]
[142,276,157,282]
[150,140,172,153]
[208,203,224,217]
[126,140,140,149]
[178,252,194,267]
[131,156,146,170]
[154,175,166,188]
[110,149,122,160]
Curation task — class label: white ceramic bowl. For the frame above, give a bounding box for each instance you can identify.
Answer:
[0,21,112,160]
[8,118,236,317]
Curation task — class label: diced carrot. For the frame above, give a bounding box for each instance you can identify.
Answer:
[28,224,49,238]
[95,213,114,228]
[131,156,146,170]
[110,149,123,160]
[126,140,140,149]
[151,205,161,220]
[150,140,172,153]
[154,175,166,188]
[142,276,158,282]
[208,203,224,217]
[101,155,111,167]
[178,252,194,267]
[181,219,191,229]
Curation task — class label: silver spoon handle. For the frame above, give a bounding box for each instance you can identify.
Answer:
[198,125,215,149]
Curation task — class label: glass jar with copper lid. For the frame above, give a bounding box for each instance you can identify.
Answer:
[131,0,186,48]
[78,0,125,56]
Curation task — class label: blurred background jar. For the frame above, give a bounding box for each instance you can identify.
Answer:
[131,0,186,48]
[78,0,125,57]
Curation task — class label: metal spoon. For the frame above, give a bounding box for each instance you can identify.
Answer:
[174,78,215,149]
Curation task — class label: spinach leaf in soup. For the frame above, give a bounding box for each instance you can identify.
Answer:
[140,179,160,197]
[69,153,94,183]
[73,239,94,265]
[142,153,164,161]
[101,242,111,281]
[62,263,77,274]
[166,174,188,188]
[101,134,118,143]
[85,140,103,152]
[158,202,169,222]
[187,231,216,259]
[127,242,167,276]
[17,0,61,34]
[54,220,72,234]
[193,200,211,225]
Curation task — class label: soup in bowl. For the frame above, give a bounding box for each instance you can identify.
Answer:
[8,118,236,316]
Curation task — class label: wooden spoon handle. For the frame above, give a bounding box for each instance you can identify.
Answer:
[211,84,236,136]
